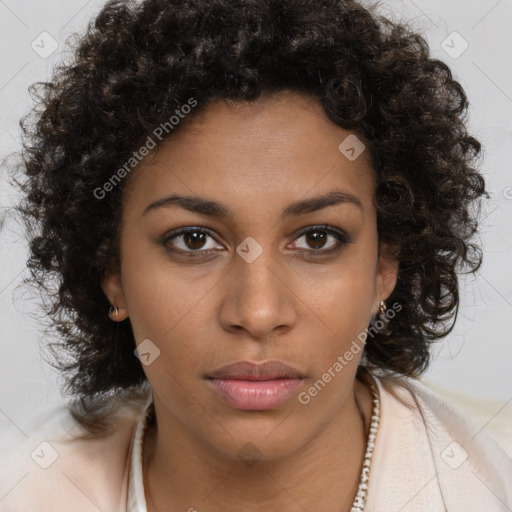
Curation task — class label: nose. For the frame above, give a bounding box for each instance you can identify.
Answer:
[217,245,298,340]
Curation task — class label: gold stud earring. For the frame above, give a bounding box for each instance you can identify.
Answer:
[109,306,119,320]
[378,300,387,316]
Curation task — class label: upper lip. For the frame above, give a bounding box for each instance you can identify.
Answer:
[207,360,305,380]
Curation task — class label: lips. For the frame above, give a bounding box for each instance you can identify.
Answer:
[208,360,305,380]
[207,360,305,410]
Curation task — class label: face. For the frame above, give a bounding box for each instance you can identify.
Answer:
[102,91,397,461]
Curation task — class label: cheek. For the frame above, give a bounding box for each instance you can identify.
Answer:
[308,279,373,367]
[119,230,195,337]
[123,273,210,367]
[293,251,377,370]
[298,253,376,321]
[121,265,209,408]
[119,240,217,375]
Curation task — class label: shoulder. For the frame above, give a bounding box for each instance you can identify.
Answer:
[0,403,146,512]
[365,374,512,512]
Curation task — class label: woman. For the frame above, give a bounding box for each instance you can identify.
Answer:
[2,0,511,510]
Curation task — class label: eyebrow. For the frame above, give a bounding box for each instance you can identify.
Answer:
[142,189,362,219]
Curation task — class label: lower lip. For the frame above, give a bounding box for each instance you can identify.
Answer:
[208,378,304,410]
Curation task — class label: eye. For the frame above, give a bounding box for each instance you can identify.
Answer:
[290,225,350,254]
[164,227,223,254]
[163,224,350,257]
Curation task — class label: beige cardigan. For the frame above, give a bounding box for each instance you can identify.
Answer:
[1,376,511,511]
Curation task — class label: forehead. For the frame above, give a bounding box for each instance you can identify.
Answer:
[123,91,375,214]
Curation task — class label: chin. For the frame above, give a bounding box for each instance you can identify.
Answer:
[204,418,307,464]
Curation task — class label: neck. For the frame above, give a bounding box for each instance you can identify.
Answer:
[143,376,373,512]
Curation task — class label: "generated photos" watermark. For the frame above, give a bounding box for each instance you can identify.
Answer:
[94,97,197,200]
[298,301,402,405]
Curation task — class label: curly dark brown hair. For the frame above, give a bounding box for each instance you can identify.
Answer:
[10,0,487,435]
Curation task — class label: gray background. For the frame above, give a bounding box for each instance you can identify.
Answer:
[1,0,511,453]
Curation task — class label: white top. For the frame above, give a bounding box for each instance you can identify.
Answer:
[127,401,149,512]
[1,374,511,511]
[125,375,512,511]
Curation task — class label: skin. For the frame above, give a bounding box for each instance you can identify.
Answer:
[102,90,398,511]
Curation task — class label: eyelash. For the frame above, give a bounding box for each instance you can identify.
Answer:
[162,225,351,258]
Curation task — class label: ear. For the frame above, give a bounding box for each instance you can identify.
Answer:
[101,272,129,321]
[374,242,399,312]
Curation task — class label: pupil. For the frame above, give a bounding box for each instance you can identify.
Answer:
[307,231,326,249]
[185,231,206,250]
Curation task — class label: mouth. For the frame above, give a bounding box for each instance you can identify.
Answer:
[206,360,306,411]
